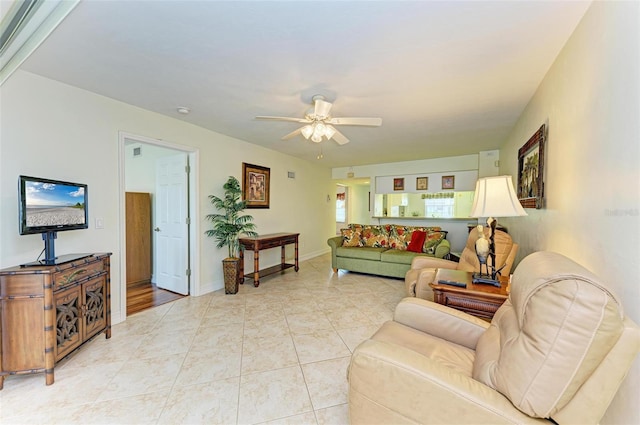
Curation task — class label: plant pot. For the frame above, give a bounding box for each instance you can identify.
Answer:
[222,258,241,294]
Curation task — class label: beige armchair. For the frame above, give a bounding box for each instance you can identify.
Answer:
[349,251,640,424]
[405,228,517,299]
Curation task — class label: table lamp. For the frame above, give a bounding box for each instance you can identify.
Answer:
[470,175,527,285]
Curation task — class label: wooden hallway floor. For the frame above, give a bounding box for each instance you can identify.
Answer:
[126,280,186,316]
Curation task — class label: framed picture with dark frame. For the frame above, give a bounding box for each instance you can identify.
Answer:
[393,178,404,191]
[517,124,546,209]
[441,175,455,190]
[242,162,270,209]
[416,177,428,190]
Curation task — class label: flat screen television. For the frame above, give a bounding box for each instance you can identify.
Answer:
[18,175,89,265]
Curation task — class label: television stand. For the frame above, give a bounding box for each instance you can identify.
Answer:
[20,253,96,268]
[0,253,112,389]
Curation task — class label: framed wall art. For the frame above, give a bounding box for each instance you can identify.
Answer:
[517,124,546,209]
[242,162,270,208]
[393,178,404,191]
[416,177,428,190]
[441,175,455,190]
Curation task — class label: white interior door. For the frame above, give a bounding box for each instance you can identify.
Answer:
[154,153,189,295]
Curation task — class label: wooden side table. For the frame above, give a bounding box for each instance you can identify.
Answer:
[429,269,509,320]
[238,232,299,287]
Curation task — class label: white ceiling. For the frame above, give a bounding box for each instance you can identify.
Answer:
[19,0,591,168]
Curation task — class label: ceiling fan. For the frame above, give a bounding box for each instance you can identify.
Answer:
[256,95,382,145]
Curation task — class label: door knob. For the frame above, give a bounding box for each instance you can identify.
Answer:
[154,227,161,232]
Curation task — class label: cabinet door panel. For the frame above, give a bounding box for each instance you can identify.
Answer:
[54,286,83,361]
[83,276,107,339]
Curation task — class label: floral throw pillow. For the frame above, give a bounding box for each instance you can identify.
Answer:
[361,225,389,248]
[349,223,364,234]
[389,225,413,250]
[341,229,362,247]
[423,231,446,254]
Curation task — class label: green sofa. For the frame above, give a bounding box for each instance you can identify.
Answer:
[327,224,450,279]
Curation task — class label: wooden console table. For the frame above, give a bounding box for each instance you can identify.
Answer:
[429,269,509,320]
[239,233,299,287]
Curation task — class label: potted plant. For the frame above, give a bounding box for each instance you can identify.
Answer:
[205,176,257,294]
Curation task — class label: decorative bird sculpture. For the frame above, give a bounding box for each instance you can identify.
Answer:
[474,225,490,276]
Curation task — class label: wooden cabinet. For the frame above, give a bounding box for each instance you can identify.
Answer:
[126,192,152,285]
[0,253,111,389]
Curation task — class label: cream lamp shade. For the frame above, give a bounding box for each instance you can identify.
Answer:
[470,175,528,218]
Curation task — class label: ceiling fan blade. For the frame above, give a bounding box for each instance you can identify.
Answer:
[256,116,311,123]
[282,128,302,140]
[314,99,332,119]
[329,126,350,145]
[327,117,382,126]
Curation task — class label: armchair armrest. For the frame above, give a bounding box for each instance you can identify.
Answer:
[410,255,459,270]
[349,339,543,425]
[394,298,489,350]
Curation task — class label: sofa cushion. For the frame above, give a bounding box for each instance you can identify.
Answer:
[407,230,427,252]
[341,228,362,247]
[380,249,428,265]
[361,225,390,248]
[336,246,387,261]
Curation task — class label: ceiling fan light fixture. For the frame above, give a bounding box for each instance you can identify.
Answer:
[324,125,336,140]
[255,94,381,147]
[301,125,313,139]
[313,122,326,139]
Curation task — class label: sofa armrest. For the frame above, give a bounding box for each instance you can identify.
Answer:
[327,235,343,271]
[349,339,543,425]
[393,298,489,350]
[434,238,451,258]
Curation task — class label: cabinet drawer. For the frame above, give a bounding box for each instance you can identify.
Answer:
[53,261,104,290]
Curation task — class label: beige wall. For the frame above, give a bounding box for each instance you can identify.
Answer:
[0,70,336,324]
[499,2,639,423]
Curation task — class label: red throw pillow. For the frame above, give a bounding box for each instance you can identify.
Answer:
[407,230,427,253]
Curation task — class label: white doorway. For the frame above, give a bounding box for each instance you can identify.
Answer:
[118,132,199,320]
[154,153,189,295]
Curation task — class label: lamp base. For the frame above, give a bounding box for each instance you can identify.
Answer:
[472,273,502,287]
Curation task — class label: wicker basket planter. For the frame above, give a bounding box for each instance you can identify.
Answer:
[206,176,257,295]
[222,258,241,294]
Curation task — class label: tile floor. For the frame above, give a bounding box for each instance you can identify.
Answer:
[0,254,407,424]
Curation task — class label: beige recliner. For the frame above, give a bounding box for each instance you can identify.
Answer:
[405,228,518,299]
[349,251,640,424]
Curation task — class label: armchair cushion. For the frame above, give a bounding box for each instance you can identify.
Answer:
[405,229,517,299]
[473,252,626,419]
